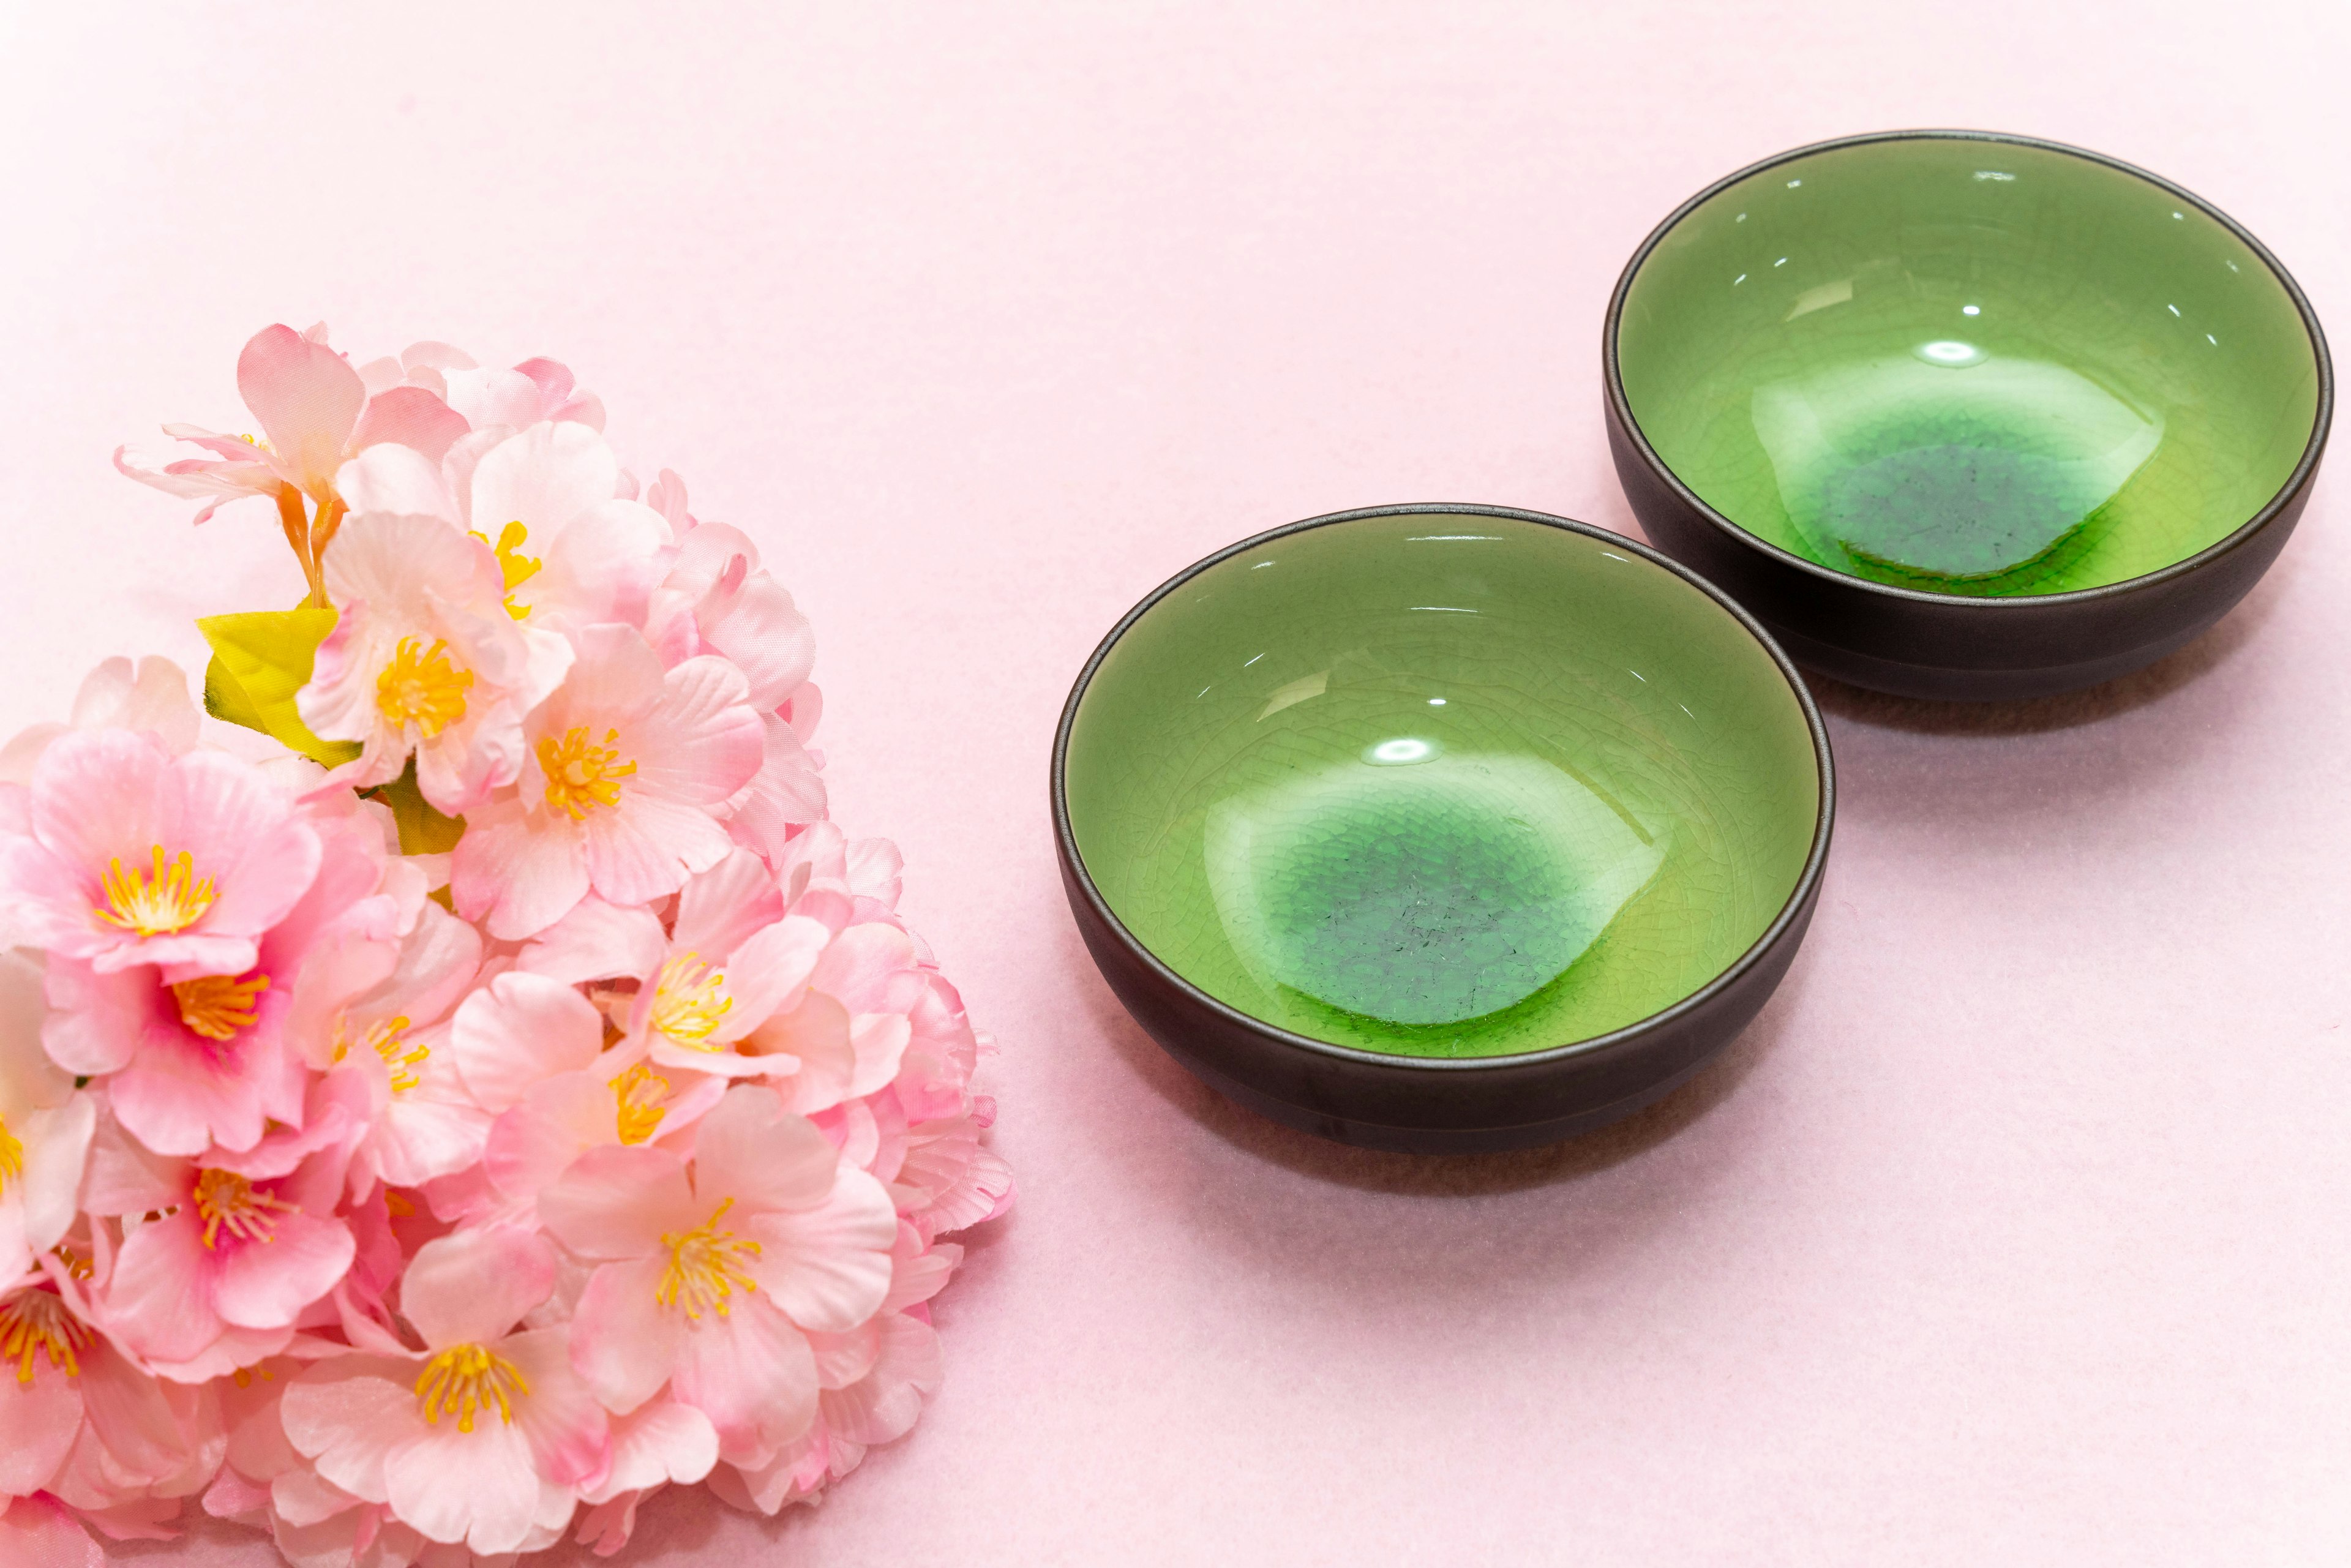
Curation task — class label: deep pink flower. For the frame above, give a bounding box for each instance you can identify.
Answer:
[537,1086,896,1465]
[0,730,322,978]
[279,1227,607,1556]
[40,795,400,1157]
[450,628,764,940]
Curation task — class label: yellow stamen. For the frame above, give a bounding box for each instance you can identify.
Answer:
[0,1291,92,1384]
[537,726,636,820]
[375,636,473,740]
[0,1115,20,1202]
[384,1190,415,1217]
[610,1063,670,1146]
[192,1168,296,1250]
[331,1014,426,1093]
[468,520,542,620]
[656,1198,762,1320]
[172,972,271,1041]
[51,1244,94,1281]
[414,1343,531,1433]
[94,845,215,937]
[649,953,731,1048]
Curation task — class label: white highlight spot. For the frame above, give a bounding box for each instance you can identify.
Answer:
[1962,304,1981,316]
[1368,738,1433,765]
[2167,304,2181,317]
[1914,339,1987,367]
[1427,697,1447,706]
[1973,170,2016,182]
[1786,178,1802,188]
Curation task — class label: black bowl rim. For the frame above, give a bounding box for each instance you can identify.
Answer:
[1049,501,1837,1077]
[1602,127,2336,613]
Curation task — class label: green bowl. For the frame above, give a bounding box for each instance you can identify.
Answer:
[1054,506,1834,1152]
[1607,130,2331,699]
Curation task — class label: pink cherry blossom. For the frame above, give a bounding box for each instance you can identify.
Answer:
[450,628,764,940]
[114,324,470,528]
[337,420,669,638]
[89,1114,358,1379]
[40,795,403,1157]
[298,511,574,816]
[0,956,96,1283]
[537,1086,896,1465]
[0,656,201,788]
[279,1228,606,1556]
[31,1299,225,1540]
[300,901,487,1191]
[0,730,323,977]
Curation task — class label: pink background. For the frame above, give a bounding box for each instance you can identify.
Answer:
[3,4,2346,1562]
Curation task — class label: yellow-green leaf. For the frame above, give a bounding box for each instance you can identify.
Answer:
[195,608,362,768]
[361,759,467,855]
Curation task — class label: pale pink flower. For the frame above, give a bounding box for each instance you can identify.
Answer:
[449,628,763,940]
[279,1227,607,1556]
[298,512,573,816]
[0,730,322,977]
[0,956,96,1283]
[40,797,402,1157]
[537,1086,896,1464]
[298,901,487,1191]
[519,850,825,1086]
[339,421,669,636]
[88,1112,358,1378]
[708,1307,943,1516]
[643,476,816,712]
[114,323,467,526]
[0,657,201,787]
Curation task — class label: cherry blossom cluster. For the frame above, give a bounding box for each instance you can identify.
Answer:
[0,326,1009,1565]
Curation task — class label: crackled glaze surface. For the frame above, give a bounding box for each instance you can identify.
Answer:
[1063,514,1820,1057]
[1618,137,2322,596]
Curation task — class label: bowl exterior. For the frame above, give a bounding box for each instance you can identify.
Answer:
[1059,844,1821,1154]
[1606,394,2322,700]
[1603,128,2333,702]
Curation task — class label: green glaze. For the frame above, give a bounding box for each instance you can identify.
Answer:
[1618,137,2322,596]
[1062,516,1820,1058]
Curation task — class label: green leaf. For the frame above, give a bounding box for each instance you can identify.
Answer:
[195,608,362,768]
[361,757,466,855]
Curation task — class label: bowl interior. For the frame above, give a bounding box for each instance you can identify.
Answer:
[1616,136,2322,597]
[1062,514,1821,1059]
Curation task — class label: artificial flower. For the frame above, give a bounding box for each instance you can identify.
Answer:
[536,1085,896,1463]
[449,628,763,940]
[0,729,323,978]
[279,1227,606,1556]
[299,510,575,816]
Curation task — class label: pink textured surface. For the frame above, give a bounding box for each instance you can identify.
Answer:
[2,4,2344,1562]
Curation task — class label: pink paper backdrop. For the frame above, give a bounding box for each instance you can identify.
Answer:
[2,4,2344,1562]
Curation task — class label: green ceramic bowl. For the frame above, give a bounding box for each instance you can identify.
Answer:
[1054,506,1834,1152]
[1607,130,2331,699]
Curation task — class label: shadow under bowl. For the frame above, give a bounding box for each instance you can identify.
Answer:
[1605,129,2333,701]
[1052,505,1834,1153]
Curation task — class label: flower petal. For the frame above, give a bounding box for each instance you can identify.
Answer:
[400,1227,555,1349]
